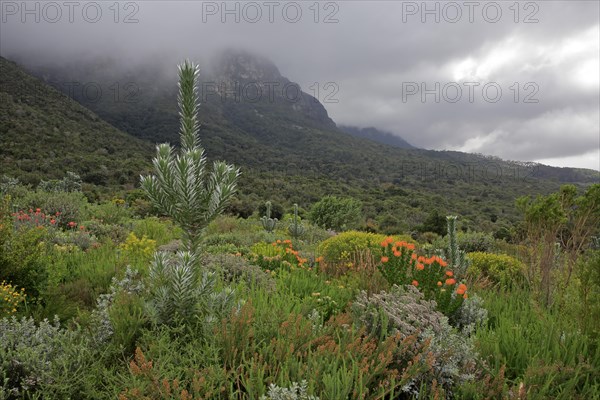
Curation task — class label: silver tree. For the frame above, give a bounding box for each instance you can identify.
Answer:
[140,61,239,255]
[140,61,241,327]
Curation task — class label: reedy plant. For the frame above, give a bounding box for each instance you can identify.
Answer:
[288,203,305,239]
[140,61,240,255]
[442,215,470,280]
[261,201,278,233]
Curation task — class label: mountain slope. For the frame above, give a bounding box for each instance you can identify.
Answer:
[339,125,415,149]
[7,52,599,233]
[0,56,153,188]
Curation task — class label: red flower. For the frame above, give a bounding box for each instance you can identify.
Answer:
[411,280,419,287]
[50,219,56,225]
[68,221,77,228]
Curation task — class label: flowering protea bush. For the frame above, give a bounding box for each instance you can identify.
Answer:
[249,239,308,273]
[12,208,60,230]
[378,237,417,286]
[378,237,468,318]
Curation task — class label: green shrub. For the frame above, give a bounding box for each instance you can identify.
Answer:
[318,231,387,264]
[38,171,82,193]
[432,231,496,254]
[309,196,362,232]
[0,222,52,297]
[90,200,133,225]
[132,217,181,245]
[202,253,276,292]
[0,316,96,399]
[0,176,29,198]
[82,219,128,243]
[204,215,244,235]
[50,229,98,251]
[467,252,526,288]
[90,266,146,347]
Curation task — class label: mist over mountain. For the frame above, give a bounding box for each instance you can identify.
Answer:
[339,126,415,150]
[2,50,598,232]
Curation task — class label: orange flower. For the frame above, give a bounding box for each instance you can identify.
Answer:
[417,256,426,263]
[411,253,417,260]
[456,283,467,295]
[393,250,401,257]
[416,263,424,271]
[316,256,324,263]
[381,256,389,263]
[445,278,456,286]
[380,240,388,247]
[463,294,468,299]
[411,280,419,287]
[437,281,442,287]
[406,243,416,250]
[276,239,281,244]
[446,271,453,277]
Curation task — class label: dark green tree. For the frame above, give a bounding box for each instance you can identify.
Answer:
[309,195,362,232]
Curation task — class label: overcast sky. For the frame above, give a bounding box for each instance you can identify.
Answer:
[1,0,599,170]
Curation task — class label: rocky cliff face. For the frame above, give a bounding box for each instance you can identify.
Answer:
[206,49,336,129]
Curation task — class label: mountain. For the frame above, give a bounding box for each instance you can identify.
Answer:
[0,56,153,189]
[339,126,415,149]
[4,51,598,233]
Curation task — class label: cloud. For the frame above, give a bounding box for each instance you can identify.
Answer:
[1,0,598,169]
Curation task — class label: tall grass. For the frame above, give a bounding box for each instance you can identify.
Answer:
[473,288,599,398]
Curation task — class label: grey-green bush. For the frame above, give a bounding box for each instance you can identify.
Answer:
[352,285,478,396]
